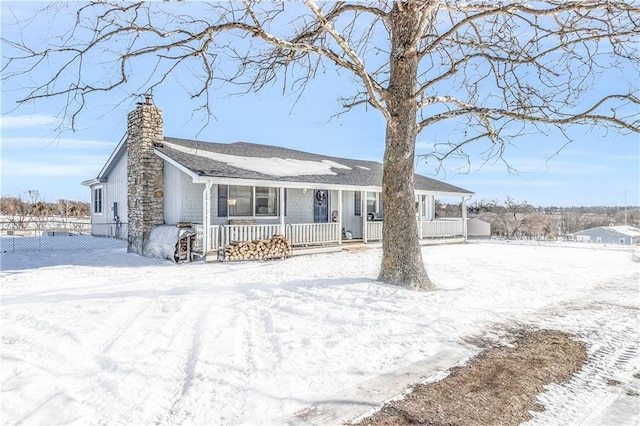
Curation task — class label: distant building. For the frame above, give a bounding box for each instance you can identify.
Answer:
[570,226,640,245]
[467,218,491,239]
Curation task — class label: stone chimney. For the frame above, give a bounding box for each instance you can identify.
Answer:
[127,94,164,255]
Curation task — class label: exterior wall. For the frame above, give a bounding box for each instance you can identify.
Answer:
[127,98,164,255]
[90,152,128,238]
[573,228,633,244]
[285,189,314,223]
[163,161,204,224]
[467,218,491,238]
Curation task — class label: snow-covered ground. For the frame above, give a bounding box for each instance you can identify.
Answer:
[1,241,638,425]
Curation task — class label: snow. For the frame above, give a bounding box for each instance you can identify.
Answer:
[1,241,639,425]
[144,225,181,261]
[164,141,352,177]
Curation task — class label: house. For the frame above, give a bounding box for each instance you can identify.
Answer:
[570,226,640,245]
[82,96,474,260]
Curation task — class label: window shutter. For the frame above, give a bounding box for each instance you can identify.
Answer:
[354,191,361,216]
[218,184,228,217]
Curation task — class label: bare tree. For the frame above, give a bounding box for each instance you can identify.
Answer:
[476,197,534,239]
[0,196,31,230]
[2,1,639,289]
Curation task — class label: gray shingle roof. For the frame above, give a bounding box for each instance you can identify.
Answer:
[156,137,473,195]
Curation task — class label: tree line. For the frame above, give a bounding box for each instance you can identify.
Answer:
[438,197,640,240]
[0,190,90,229]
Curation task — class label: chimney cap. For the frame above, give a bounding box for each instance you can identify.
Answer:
[144,94,153,105]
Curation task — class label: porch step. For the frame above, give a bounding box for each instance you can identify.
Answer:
[290,246,343,256]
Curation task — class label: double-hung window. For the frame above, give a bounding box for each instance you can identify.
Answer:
[228,185,253,216]
[366,192,377,214]
[93,187,103,214]
[255,187,278,216]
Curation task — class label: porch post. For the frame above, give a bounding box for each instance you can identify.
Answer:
[338,189,343,245]
[202,181,213,256]
[418,194,423,240]
[462,196,468,241]
[279,187,285,236]
[362,190,367,244]
[428,195,435,220]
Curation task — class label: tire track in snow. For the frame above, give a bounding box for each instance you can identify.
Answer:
[160,301,213,425]
[77,294,211,425]
[523,271,640,426]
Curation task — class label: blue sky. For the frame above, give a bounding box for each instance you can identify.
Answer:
[1,2,638,207]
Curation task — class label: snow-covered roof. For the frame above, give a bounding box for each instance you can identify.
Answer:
[156,137,473,195]
[606,226,640,237]
[571,225,640,237]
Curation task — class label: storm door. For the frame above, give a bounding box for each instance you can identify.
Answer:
[313,190,329,223]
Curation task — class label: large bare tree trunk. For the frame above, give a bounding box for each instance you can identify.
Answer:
[378,3,433,290]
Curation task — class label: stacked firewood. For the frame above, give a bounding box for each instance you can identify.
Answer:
[175,234,197,263]
[224,234,292,261]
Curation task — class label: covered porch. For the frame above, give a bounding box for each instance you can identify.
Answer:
[192,180,470,259]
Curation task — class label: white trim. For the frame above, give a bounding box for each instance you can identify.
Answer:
[82,178,103,187]
[190,174,473,198]
[93,185,104,215]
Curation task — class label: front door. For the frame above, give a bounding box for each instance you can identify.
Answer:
[314,190,329,223]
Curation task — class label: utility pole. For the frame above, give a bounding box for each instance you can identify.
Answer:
[624,190,628,226]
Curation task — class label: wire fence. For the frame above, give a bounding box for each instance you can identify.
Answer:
[0,221,127,253]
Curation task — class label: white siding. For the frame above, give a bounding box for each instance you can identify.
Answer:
[163,161,204,224]
[285,189,314,223]
[467,218,491,237]
[91,152,128,236]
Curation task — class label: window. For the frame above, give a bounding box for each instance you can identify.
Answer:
[218,185,228,217]
[229,185,253,216]
[354,192,362,216]
[255,187,278,216]
[93,187,103,214]
[366,192,377,214]
[221,185,280,217]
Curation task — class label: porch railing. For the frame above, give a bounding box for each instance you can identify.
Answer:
[204,225,221,251]
[286,222,341,246]
[365,221,383,242]
[200,219,464,254]
[420,219,464,238]
[224,224,282,244]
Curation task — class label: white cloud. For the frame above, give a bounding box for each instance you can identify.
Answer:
[0,136,115,150]
[1,158,103,177]
[0,114,56,129]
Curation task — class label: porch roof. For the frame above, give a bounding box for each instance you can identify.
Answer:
[156,137,473,195]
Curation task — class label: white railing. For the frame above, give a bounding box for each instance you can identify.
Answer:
[365,221,383,241]
[201,219,464,254]
[287,222,341,246]
[206,225,220,251]
[420,219,464,238]
[224,224,282,244]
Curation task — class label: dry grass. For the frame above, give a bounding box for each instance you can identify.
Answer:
[352,329,587,426]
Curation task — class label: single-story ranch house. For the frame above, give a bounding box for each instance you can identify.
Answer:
[83,96,474,260]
